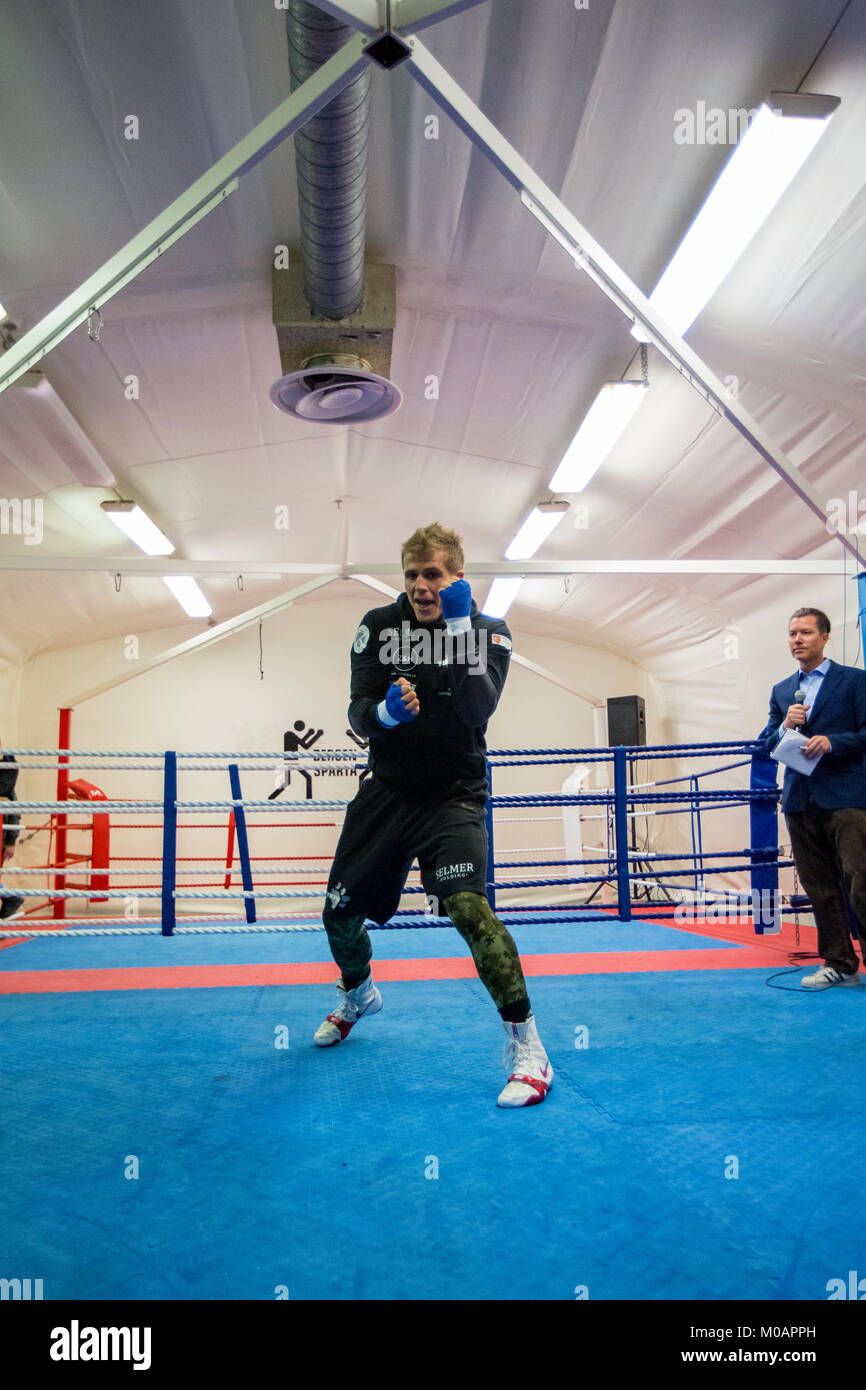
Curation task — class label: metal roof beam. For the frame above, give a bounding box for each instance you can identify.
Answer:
[0,556,860,577]
[0,34,369,395]
[393,0,490,32]
[308,0,383,34]
[404,38,861,565]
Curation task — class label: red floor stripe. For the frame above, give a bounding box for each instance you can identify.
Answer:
[0,945,799,996]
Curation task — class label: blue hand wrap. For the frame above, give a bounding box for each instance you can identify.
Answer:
[440,579,472,633]
[377,682,416,727]
[440,579,472,620]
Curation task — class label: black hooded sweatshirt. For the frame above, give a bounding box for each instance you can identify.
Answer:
[347,592,512,800]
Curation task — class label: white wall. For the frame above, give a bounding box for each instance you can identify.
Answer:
[0,660,22,746]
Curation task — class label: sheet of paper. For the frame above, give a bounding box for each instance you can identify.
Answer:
[771,727,823,777]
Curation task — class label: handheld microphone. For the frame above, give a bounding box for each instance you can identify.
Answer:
[792,686,809,732]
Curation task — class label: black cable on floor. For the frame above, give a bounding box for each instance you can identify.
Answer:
[765,950,825,991]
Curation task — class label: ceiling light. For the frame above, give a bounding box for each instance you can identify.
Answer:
[482,577,524,618]
[163,576,212,618]
[101,501,174,556]
[550,382,647,492]
[12,373,116,487]
[632,92,839,341]
[0,301,7,323]
[505,501,569,560]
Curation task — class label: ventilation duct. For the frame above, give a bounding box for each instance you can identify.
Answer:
[270,1,402,423]
[270,352,401,422]
[287,0,370,319]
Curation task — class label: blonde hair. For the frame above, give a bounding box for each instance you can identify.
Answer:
[401,522,464,574]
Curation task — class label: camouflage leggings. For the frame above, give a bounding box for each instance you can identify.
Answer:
[323,891,529,1014]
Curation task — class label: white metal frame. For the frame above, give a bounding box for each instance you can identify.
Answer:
[405,40,860,562]
[306,0,382,34]
[393,0,491,31]
[1,0,860,568]
[0,556,857,578]
[0,34,369,391]
[307,0,489,30]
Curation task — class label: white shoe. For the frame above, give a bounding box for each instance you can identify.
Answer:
[801,965,861,989]
[314,974,382,1046]
[497,1014,553,1107]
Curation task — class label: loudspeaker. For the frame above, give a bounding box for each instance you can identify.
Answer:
[607,695,646,747]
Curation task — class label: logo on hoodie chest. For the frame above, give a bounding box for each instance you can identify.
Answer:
[379,621,487,676]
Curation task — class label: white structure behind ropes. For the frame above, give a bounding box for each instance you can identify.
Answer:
[1,0,865,918]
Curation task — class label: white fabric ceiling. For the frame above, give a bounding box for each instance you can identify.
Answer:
[0,0,863,677]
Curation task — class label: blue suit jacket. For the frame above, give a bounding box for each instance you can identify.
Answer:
[757,661,866,812]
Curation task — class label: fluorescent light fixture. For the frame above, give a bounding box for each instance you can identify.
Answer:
[550,382,647,492]
[633,92,839,341]
[163,575,212,617]
[101,501,175,556]
[505,501,569,560]
[0,301,7,323]
[13,373,116,487]
[482,577,524,618]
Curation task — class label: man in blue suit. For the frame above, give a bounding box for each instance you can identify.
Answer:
[758,607,866,988]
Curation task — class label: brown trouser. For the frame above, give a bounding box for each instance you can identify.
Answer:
[786,805,866,974]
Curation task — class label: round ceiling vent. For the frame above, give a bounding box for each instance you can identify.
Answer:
[269,354,403,423]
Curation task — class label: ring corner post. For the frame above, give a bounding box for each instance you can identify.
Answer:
[229,763,256,924]
[54,707,72,919]
[749,743,780,935]
[613,745,632,921]
[858,571,866,671]
[485,757,496,914]
[162,751,177,936]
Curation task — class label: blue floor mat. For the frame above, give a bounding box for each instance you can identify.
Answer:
[1,966,863,1300]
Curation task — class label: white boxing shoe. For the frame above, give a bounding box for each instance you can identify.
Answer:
[314,974,382,1046]
[801,965,861,989]
[497,1013,553,1107]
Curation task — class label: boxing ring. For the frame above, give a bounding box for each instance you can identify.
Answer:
[2,740,865,1304]
[0,739,791,935]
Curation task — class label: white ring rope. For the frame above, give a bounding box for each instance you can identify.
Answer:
[0,923,332,937]
[1,748,362,759]
[1,764,366,772]
[10,800,353,813]
[3,888,326,900]
[2,865,340,876]
[0,919,456,938]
